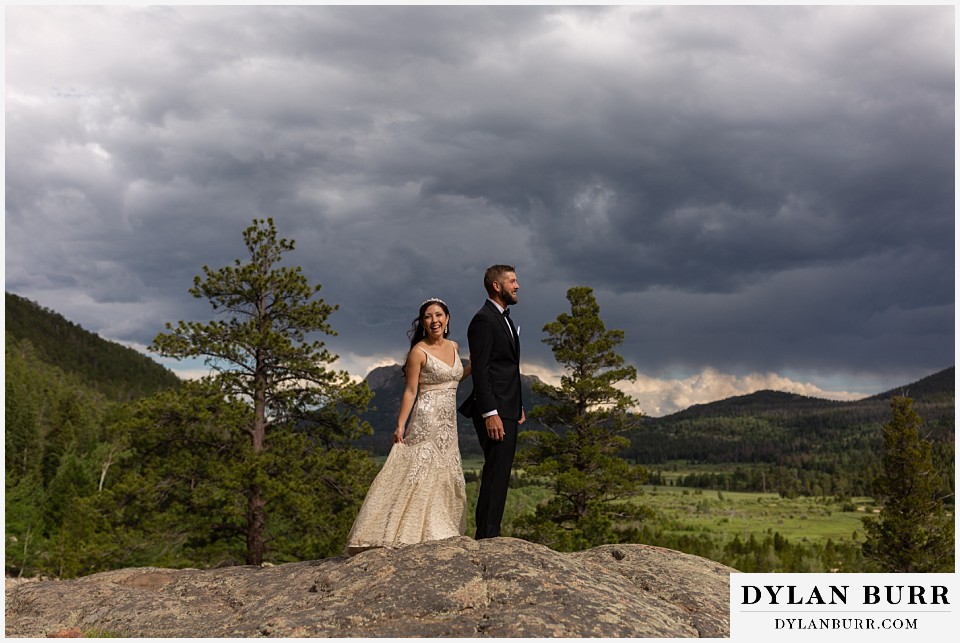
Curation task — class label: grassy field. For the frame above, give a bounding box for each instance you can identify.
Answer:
[633,485,871,545]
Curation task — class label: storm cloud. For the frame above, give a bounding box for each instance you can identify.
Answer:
[5,5,954,414]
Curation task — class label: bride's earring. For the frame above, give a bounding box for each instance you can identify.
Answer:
[444,326,448,335]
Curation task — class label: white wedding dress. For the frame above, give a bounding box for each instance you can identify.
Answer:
[345,346,467,555]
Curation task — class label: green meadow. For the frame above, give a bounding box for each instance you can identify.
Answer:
[627,485,870,546]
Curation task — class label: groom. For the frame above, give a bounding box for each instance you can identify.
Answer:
[459,264,525,539]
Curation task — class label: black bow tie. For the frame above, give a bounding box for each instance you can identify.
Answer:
[502,308,510,317]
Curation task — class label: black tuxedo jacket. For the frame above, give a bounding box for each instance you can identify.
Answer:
[458,300,522,421]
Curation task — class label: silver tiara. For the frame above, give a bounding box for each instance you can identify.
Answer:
[421,297,446,307]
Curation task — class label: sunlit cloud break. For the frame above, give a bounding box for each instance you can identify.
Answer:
[523,363,866,418]
[626,369,866,417]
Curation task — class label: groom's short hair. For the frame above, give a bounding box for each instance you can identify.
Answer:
[484,264,516,296]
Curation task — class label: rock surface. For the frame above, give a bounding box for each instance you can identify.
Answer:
[5,537,735,638]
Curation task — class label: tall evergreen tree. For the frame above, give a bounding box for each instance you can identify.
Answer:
[513,286,648,550]
[151,218,373,564]
[99,380,253,568]
[861,396,954,572]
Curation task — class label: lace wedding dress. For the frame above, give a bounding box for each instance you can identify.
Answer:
[345,346,467,555]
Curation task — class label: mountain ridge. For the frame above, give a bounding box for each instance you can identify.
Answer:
[359,361,954,462]
[868,366,954,401]
[661,367,954,421]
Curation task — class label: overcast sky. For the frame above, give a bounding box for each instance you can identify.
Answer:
[4,5,955,415]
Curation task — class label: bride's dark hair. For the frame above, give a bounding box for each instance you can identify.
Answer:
[402,298,451,377]
[408,298,451,350]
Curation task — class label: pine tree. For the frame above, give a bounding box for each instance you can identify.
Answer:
[513,286,648,550]
[861,396,954,572]
[100,380,253,568]
[5,471,47,577]
[151,218,373,564]
[44,450,103,578]
[5,338,43,482]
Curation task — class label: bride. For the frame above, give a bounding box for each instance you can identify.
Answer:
[345,298,471,555]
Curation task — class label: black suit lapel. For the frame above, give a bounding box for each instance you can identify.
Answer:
[504,311,519,355]
[485,300,518,355]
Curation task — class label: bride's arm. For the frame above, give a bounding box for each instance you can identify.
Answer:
[394,348,424,443]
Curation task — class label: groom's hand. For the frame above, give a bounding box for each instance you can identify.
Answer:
[484,414,505,441]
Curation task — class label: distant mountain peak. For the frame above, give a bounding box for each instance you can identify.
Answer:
[671,389,839,419]
[364,363,403,390]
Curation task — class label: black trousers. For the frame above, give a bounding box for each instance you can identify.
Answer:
[473,415,519,539]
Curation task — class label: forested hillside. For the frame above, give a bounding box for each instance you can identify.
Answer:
[6,292,181,400]
[5,296,183,578]
[628,368,955,500]
[7,330,126,577]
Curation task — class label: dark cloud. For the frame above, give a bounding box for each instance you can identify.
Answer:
[4,5,953,404]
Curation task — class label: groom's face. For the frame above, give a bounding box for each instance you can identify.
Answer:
[496,271,519,306]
